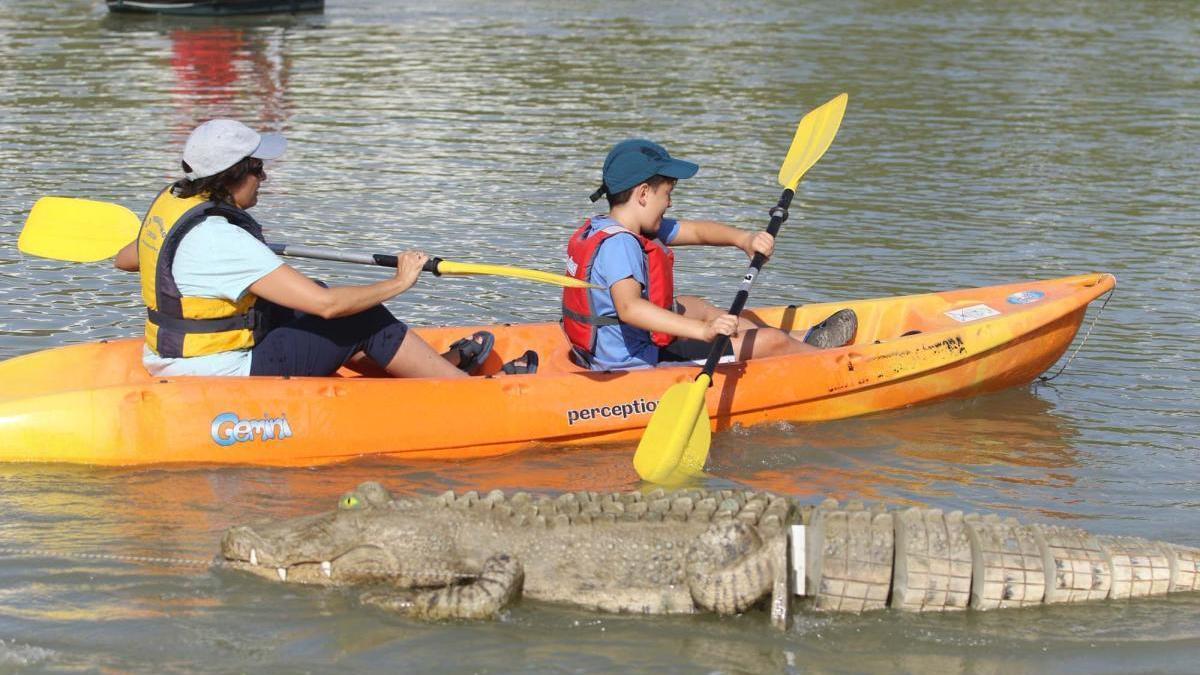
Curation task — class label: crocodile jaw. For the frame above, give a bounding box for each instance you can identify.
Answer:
[220,509,355,581]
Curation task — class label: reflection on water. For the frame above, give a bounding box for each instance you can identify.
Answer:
[1,0,1199,672]
[168,26,293,127]
[710,389,1078,504]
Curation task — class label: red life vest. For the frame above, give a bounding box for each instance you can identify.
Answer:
[562,218,675,354]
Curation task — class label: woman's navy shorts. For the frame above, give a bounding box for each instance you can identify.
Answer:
[249,301,408,377]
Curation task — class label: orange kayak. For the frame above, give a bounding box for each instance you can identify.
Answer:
[0,273,1114,466]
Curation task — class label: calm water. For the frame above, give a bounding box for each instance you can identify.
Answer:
[1,0,1198,672]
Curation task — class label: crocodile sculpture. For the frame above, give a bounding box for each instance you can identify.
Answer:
[221,482,1200,628]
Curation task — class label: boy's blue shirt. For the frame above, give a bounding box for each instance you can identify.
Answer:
[583,215,680,370]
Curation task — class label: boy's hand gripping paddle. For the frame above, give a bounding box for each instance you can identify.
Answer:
[632,93,849,484]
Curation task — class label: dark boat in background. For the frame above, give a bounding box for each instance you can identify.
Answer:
[106,0,322,15]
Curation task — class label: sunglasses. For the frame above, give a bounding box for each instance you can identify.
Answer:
[247,159,266,179]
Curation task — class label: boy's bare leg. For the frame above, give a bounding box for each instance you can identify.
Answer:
[675,295,763,331]
[674,295,817,359]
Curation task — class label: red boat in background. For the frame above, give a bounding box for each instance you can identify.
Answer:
[106,0,322,15]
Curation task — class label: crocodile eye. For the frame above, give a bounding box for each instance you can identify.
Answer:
[339,495,360,510]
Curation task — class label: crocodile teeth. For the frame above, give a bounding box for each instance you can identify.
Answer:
[321,561,332,578]
[249,549,258,566]
[277,567,287,582]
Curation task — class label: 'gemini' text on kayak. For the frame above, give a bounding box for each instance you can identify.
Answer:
[211,412,293,446]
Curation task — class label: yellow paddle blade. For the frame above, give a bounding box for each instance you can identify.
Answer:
[434,260,594,289]
[674,407,712,476]
[633,374,712,483]
[653,414,712,486]
[777,92,848,191]
[632,94,849,483]
[19,197,141,263]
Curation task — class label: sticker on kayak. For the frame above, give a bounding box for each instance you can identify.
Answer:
[945,304,1001,323]
[1007,290,1045,305]
[567,397,658,426]
[211,412,293,446]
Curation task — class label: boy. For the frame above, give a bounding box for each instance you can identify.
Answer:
[562,139,856,370]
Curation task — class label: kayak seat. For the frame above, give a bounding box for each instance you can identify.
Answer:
[565,344,738,372]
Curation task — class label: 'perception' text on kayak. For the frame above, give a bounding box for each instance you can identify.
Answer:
[566,398,658,426]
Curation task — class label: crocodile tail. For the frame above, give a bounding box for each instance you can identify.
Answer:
[686,522,781,614]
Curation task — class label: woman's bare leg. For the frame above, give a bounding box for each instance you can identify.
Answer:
[380,335,533,378]
[382,334,470,379]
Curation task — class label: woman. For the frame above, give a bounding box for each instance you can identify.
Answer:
[114,119,537,378]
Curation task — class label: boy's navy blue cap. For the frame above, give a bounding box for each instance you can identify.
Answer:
[589,139,699,202]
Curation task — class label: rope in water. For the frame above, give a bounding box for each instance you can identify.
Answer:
[1038,287,1115,383]
[0,545,475,581]
[0,545,247,570]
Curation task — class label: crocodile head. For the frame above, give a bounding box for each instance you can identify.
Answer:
[221,481,451,586]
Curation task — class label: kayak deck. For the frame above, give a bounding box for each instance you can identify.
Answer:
[0,273,1115,466]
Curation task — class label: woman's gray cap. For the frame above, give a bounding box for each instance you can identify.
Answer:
[182,119,286,180]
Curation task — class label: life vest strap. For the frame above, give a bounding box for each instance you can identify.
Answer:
[146,308,256,334]
[561,303,620,327]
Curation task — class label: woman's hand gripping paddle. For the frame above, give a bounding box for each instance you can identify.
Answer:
[632,92,849,484]
[18,197,592,289]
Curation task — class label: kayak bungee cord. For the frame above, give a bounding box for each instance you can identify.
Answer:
[1037,286,1114,383]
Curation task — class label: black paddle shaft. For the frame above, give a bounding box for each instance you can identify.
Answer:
[266,243,445,275]
[365,254,446,275]
[697,188,795,378]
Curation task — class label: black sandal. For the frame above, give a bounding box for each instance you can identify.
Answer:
[447,331,495,375]
[500,349,538,375]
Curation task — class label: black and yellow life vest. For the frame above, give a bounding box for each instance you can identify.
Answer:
[139,185,269,358]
